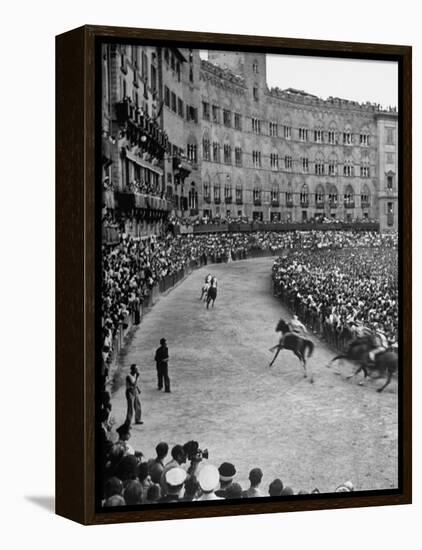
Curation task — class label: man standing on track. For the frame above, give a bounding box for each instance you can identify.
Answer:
[125,364,143,426]
[155,337,171,393]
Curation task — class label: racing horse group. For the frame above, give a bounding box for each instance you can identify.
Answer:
[269,318,398,392]
[199,273,218,309]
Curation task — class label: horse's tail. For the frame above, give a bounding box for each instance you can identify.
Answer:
[304,339,314,358]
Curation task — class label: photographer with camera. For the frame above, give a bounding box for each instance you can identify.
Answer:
[182,440,209,479]
[125,364,143,426]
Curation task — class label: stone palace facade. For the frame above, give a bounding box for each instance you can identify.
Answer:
[101,44,399,233]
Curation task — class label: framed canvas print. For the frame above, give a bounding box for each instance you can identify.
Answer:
[56,25,412,525]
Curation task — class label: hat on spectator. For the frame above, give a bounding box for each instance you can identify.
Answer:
[224,482,243,499]
[218,462,236,482]
[165,467,187,491]
[344,480,354,491]
[198,464,220,492]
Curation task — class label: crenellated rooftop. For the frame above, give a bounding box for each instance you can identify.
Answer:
[200,59,246,88]
[269,86,398,114]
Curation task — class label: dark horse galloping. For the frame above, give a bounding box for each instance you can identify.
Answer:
[206,285,217,309]
[327,336,398,392]
[269,318,314,379]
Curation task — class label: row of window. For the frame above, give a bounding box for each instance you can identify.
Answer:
[164,86,198,122]
[202,185,372,206]
[201,142,372,177]
[200,103,384,145]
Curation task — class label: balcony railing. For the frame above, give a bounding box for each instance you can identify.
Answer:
[253,198,262,206]
[236,197,243,205]
[329,201,338,209]
[316,202,325,209]
[115,99,168,155]
[286,199,294,208]
[300,200,309,208]
[344,202,355,209]
[225,196,233,204]
[214,197,221,205]
[271,200,280,207]
[361,201,370,208]
[203,196,211,204]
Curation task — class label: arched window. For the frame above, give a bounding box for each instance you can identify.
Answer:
[286,182,293,206]
[343,123,353,145]
[314,153,325,175]
[224,175,232,203]
[253,177,262,205]
[361,183,371,208]
[315,184,325,208]
[213,175,221,203]
[300,183,309,207]
[188,182,198,211]
[344,184,355,207]
[329,185,338,208]
[236,179,243,204]
[203,174,211,203]
[343,157,354,177]
[202,130,210,161]
[187,135,197,164]
[328,152,337,176]
[328,121,337,144]
[271,181,279,205]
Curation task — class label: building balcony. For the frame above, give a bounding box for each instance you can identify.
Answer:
[286,200,294,208]
[271,200,280,207]
[315,202,325,209]
[115,99,168,156]
[214,197,221,205]
[329,201,338,209]
[254,198,262,206]
[300,200,309,208]
[361,201,370,209]
[344,202,355,209]
[203,196,211,204]
[236,198,243,205]
[225,196,233,204]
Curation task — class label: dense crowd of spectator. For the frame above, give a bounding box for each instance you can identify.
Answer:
[98,427,356,507]
[101,229,398,375]
[272,246,398,342]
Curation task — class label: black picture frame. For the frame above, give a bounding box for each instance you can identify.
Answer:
[56,25,412,525]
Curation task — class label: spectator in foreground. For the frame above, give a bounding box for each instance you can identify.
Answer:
[195,464,222,501]
[148,441,169,483]
[160,444,187,495]
[160,468,187,503]
[123,480,143,505]
[215,462,237,498]
[224,482,243,500]
[268,478,284,496]
[242,468,264,498]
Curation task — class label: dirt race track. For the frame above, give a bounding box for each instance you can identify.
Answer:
[110,257,398,494]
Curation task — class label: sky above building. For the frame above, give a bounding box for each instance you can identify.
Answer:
[200,51,398,109]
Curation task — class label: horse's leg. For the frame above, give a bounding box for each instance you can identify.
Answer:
[269,345,283,367]
[294,351,307,377]
[377,369,392,393]
[327,354,346,368]
[346,365,363,380]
